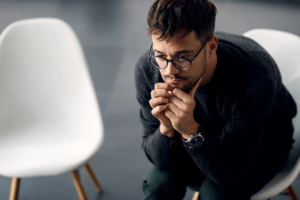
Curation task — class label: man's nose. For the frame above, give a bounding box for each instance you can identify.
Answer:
[164,61,180,76]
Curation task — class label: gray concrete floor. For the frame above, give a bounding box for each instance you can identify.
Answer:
[0,0,299,199]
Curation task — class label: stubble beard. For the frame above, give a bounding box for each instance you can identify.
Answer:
[181,54,207,93]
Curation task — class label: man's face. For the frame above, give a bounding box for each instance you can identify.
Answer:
[152,30,207,93]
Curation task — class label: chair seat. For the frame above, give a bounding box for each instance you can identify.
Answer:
[251,142,300,200]
[0,120,102,178]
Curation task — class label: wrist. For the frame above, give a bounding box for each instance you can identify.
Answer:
[182,122,199,140]
[160,124,175,138]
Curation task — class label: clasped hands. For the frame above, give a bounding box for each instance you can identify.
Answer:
[149,78,203,139]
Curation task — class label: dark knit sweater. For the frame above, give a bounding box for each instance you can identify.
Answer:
[135,32,297,187]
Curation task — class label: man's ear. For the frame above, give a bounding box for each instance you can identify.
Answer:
[208,35,218,56]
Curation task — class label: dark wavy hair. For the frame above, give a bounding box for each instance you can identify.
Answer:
[147,0,218,43]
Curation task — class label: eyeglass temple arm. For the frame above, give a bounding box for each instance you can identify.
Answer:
[149,43,153,57]
[192,35,212,62]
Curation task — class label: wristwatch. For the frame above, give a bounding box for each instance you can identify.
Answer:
[181,123,205,148]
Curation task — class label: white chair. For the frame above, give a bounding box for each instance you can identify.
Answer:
[191,29,300,200]
[0,18,104,200]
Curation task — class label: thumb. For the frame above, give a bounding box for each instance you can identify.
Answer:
[188,77,203,97]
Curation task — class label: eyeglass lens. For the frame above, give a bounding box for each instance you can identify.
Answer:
[150,57,191,70]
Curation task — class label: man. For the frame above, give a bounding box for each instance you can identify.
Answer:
[135,0,297,199]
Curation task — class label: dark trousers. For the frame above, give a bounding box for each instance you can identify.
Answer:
[142,165,256,200]
[142,141,290,200]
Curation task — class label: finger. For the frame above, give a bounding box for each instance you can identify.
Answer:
[151,89,170,98]
[151,105,172,126]
[155,83,174,91]
[165,109,176,121]
[188,77,203,97]
[149,97,169,108]
[169,95,188,112]
[166,102,181,116]
[151,105,168,117]
[171,88,191,103]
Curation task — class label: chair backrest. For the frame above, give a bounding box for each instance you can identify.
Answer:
[0,18,103,148]
[244,29,300,200]
[243,29,300,140]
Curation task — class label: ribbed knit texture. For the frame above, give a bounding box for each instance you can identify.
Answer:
[135,32,297,187]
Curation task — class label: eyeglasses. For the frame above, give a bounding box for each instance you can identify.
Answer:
[148,36,212,70]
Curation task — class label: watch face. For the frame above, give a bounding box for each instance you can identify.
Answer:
[189,135,204,148]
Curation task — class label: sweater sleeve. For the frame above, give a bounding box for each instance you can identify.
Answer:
[183,62,279,186]
[135,54,181,169]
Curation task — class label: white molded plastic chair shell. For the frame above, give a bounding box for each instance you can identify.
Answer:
[0,18,104,177]
[243,29,300,200]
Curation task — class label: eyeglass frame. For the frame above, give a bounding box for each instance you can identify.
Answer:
[148,35,212,71]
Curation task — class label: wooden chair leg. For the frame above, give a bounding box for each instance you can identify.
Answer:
[9,177,21,200]
[84,163,102,192]
[192,191,199,200]
[285,184,299,200]
[71,170,88,200]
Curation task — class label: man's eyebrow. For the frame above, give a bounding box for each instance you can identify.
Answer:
[153,49,195,55]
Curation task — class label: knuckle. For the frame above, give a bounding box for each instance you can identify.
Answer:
[151,109,155,115]
[165,110,171,118]
[152,105,166,116]
[186,99,193,105]
[151,108,158,116]
[158,97,164,103]
[156,105,162,112]
[182,104,188,112]
[155,83,162,89]
[149,99,155,108]
[151,90,156,98]
[178,112,186,119]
